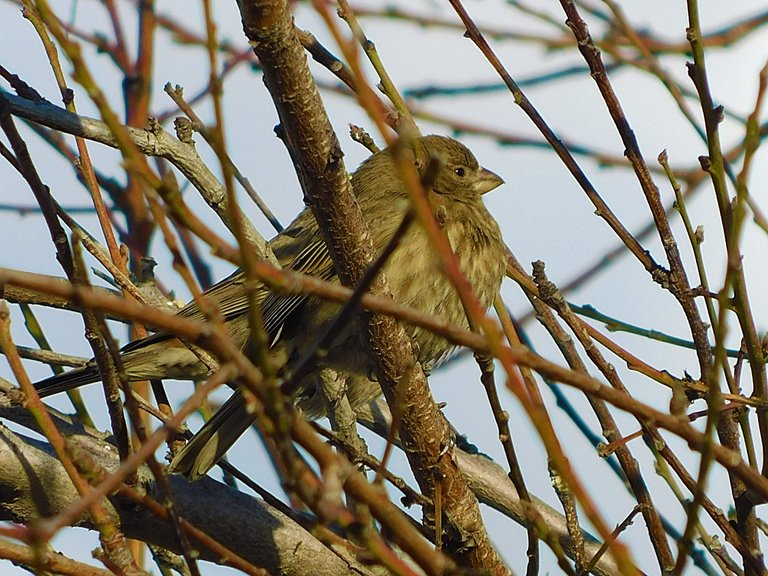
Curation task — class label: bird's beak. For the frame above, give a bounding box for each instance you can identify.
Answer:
[473,167,505,195]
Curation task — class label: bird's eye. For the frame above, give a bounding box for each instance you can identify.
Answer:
[454,167,466,177]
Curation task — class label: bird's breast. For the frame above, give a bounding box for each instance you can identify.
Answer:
[380,203,505,364]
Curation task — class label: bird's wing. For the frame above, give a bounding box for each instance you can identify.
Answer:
[119,269,250,355]
[260,237,336,344]
[122,237,337,355]
[175,269,248,322]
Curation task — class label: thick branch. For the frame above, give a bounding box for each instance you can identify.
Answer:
[0,417,373,576]
[237,1,506,574]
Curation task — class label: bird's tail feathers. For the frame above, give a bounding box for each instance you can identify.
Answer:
[34,365,101,398]
[169,390,254,480]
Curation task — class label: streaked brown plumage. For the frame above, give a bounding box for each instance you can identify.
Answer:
[34,135,507,479]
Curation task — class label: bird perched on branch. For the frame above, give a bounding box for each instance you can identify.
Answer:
[34,135,507,479]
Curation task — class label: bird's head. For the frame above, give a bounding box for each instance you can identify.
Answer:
[412,135,504,200]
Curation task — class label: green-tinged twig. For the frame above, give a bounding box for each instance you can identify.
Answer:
[660,151,758,470]
[489,298,541,576]
[678,2,765,574]
[19,303,93,427]
[651,446,749,575]
[0,302,143,574]
[532,261,673,571]
[336,0,415,134]
[569,303,742,358]
[495,298,580,574]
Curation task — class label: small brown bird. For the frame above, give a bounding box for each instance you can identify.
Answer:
[34,135,507,479]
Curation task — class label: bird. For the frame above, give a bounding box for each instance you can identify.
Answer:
[34,135,507,479]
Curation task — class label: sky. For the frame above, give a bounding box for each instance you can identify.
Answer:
[1,1,768,574]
